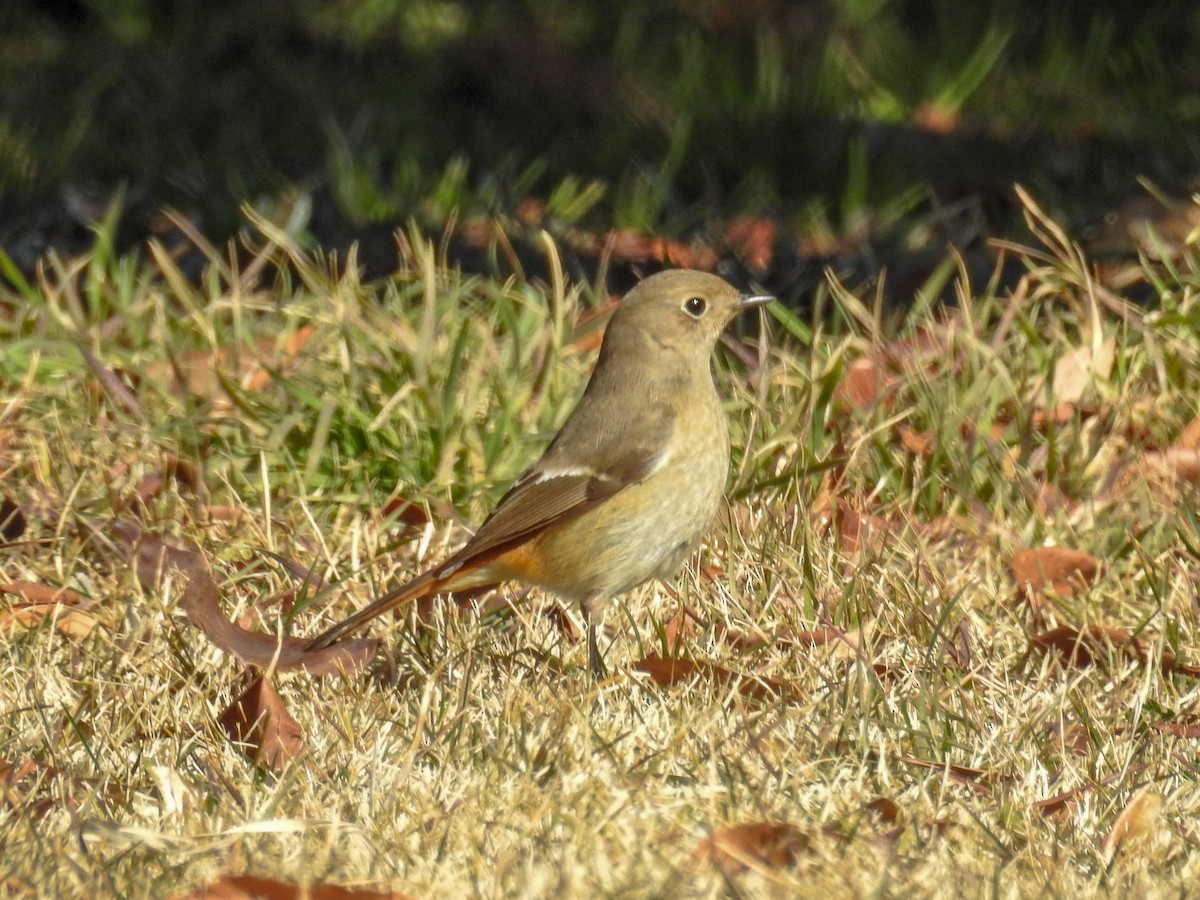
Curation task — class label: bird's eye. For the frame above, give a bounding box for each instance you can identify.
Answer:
[682,296,707,317]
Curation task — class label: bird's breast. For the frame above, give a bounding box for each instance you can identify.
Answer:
[525,396,730,607]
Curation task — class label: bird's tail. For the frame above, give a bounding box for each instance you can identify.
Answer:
[304,570,446,653]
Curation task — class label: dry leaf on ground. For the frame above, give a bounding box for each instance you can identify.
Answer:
[1035,783,1096,819]
[892,755,991,794]
[172,873,410,899]
[1031,624,1200,676]
[1150,716,1200,738]
[633,654,798,701]
[1174,415,1200,451]
[1010,547,1100,602]
[1143,447,1200,484]
[1048,337,1115,406]
[111,521,378,675]
[0,581,98,638]
[693,821,814,874]
[1101,788,1165,866]
[217,675,303,773]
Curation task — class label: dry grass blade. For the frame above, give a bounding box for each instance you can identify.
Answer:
[77,344,143,419]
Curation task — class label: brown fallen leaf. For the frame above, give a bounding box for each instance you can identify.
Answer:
[218,675,303,774]
[1009,547,1100,602]
[897,424,934,456]
[0,496,26,542]
[693,821,814,874]
[1042,720,1095,757]
[1031,624,1200,677]
[892,755,991,794]
[134,453,201,507]
[633,654,797,701]
[835,357,891,411]
[725,216,776,272]
[1035,783,1095,819]
[834,502,900,556]
[171,872,410,900]
[1143,447,1200,484]
[662,605,705,646]
[865,797,902,825]
[0,581,87,606]
[381,496,432,531]
[1101,787,1165,866]
[205,505,246,523]
[1174,416,1200,451]
[158,325,316,401]
[0,603,100,639]
[604,230,719,272]
[79,344,143,419]
[1150,717,1200,739]
[111,521,378,676]
[0,582,98,638]
[776,627,849,649]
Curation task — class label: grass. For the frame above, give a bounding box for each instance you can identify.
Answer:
[2,196,1200,897]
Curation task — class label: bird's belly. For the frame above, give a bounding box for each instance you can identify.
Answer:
[525,436,728,609]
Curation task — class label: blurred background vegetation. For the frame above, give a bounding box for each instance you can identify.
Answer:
[1,0,1198,297]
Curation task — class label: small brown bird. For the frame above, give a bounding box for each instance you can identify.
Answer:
[305,269,772,675]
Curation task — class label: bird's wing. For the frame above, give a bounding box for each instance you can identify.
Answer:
[436,408,673,578]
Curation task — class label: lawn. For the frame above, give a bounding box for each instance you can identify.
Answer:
[1,193,1199,897]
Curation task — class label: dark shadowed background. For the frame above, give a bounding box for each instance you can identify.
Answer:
[2,0,1197,300]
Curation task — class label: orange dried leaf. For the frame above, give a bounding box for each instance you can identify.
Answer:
[913,102,961,133]
[0,581,87,606]
[1032,624,1200,676]
[381,497,432,530]
[1010,547,1100,599]
[1035,784,1094,819]
[1029,402,1083,431]
[0,582,97,638]
[1150,717,1200,738]
[834,503,897,555]
[171,873,410,900]
[893,755,990,793]
[218,675,303,774]
[694,821,813,874]
[777,627,848,648]
[205,505,246,522]
[865,797,902,825]
[1101,788,1164,866]
[1144,447,1200,484]
[897,425,933,456]
[725,216,776,271]
[0,604,99,639]
[836,357,889,410]
[1174,416,1200,451]
[1031,624,1130,668]
[633,654,795,700]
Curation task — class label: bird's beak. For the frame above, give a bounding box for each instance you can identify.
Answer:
[736,292,775,311]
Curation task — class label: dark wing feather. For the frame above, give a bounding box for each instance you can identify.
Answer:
[437,446,667,579]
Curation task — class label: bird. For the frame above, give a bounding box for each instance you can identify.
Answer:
[304,269,773,677]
